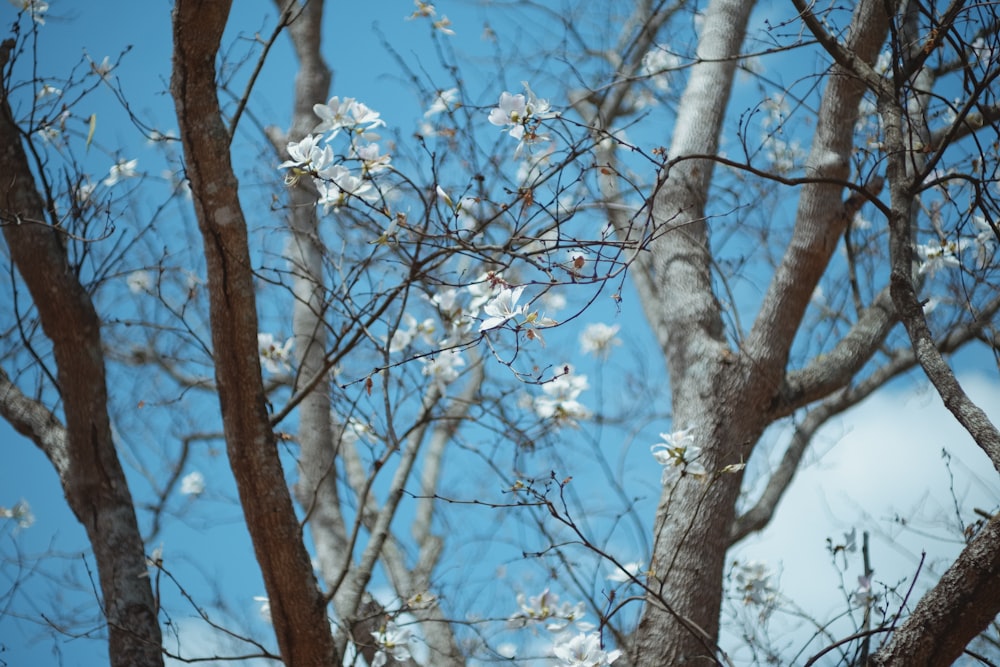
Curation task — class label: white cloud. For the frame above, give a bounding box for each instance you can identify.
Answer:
[727,372,999,662]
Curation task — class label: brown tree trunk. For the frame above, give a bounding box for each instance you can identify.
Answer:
[869,514,1000,666]
[0,39,163,667]
[170,3,338,665]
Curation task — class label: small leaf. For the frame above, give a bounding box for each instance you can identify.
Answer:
[86,114,97,151]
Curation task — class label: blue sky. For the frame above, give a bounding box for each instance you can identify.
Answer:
[2,2,999,666]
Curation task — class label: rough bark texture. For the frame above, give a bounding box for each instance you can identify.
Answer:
[870,514,1000,666]
[0,39,163,667]
[631,0,757,662]
[632,0,893,663]
[170,3,338,665]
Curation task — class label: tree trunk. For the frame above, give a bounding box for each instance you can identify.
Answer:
[630,0,755,662]
[870,514,1000,666]
[0,38,163,667]
[170,3,338,664]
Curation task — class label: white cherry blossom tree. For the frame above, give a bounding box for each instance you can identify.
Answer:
[1,1,999,666]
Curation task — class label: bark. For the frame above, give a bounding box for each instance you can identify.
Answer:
[0,40,163,667]
[869,514,1000,666]
[274,0,353,606]
[865,9,1000,655]
[170,3,337,665]
[631,0,755,662]
[632,0,896,662]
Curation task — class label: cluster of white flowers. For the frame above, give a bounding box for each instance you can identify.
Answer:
[257,333,294,374]
[0,499,34,529]
[406,1,455,35]
[579,323,621,358]
[421,349,466,388]
[650,427,706,485]
[641,44,680,92]
[853,574,876,606]
[507,589,620,665]
[758,94,805,173]
[371,621,414,667]
[425,87,459,118]
[278,96,388,215]
[10,0,48,24]
[916,217,996,278]
[488,82,555,156]
[534,367,590,426]
[553,631,622,667]
[254,595,271,623]
[508,588,588,631]
[479,286,528,332]
[732,560,778,607]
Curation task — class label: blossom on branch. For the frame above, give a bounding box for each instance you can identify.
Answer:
[552,631,621,667]
[103,158,138,187]
[257,333,293,373]
[579,323,621,358]
[0,499,34,529]
[10,0,48,24]
[488,82,554,154]
[425,88,459,117]
[534,368,590,426]
[278,134,334,184]
[916,239,964,276]
[371,622,413,667]
[508,588,588,632]
[651,427,706,484]
[312,96,384,136]
[478,286,527,331]
[180,471,205,496]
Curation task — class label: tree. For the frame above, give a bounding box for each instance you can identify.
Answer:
[1,0,999,666]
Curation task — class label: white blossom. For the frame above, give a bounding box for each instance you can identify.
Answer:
[127,270,152,294]
[278,134,334,183]
[36,83,61,99]
[651,427,706,484]
[421,349,465,387]
[916,240,963,276]
[258,333,294,373]
[0,499,34,529]
[509,588,588,632]
[104,158,138,187]
[579,323,621,358]
[534,367,590,426]
[971,216,996,269]
[733,560,778,606]
[488,82,553,148]
[254,596,271,623]
[425,88,459,117]
[10,0,48,24]
[180,471,205,496]
[312,96,385,136]
[90,55,114,78]
[641,45,680,92]
[552,631,621,667]
[407,1,436,19]
[371,622,413,667]
[315,164,377,213]
[478,286,527,331]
